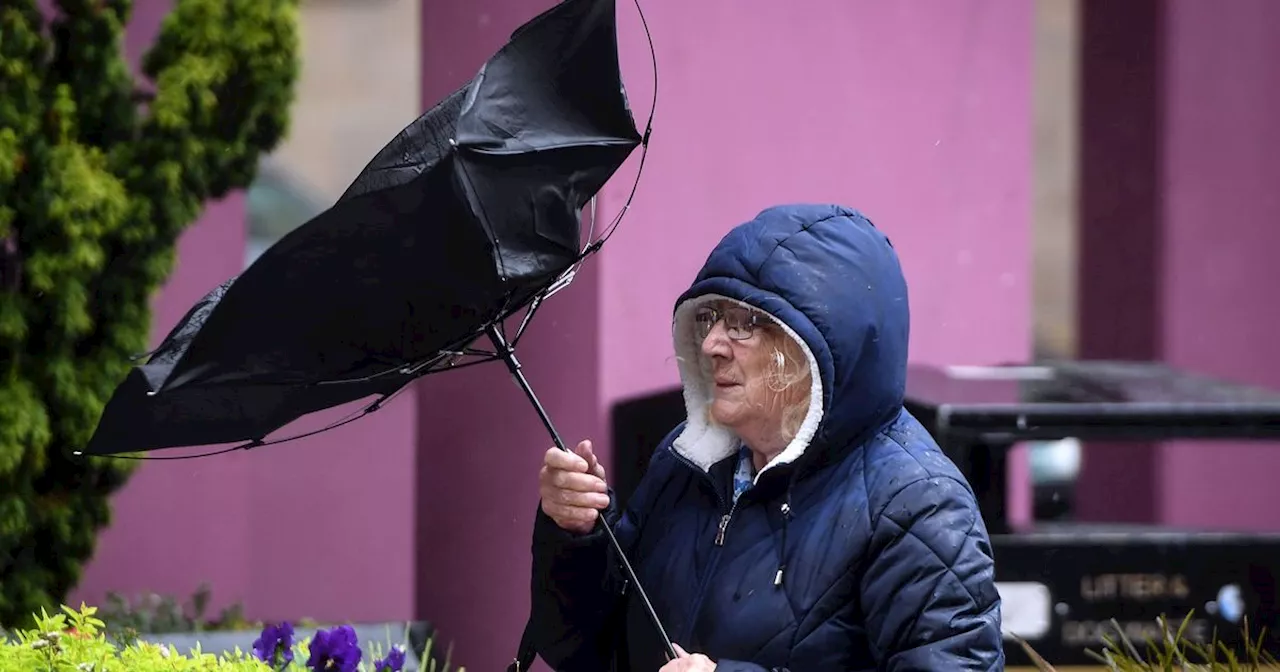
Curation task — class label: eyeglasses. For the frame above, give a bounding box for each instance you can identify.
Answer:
[693,304,766,341]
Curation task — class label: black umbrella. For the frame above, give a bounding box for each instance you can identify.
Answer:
[85,0,644,456]
[81,0,673,664]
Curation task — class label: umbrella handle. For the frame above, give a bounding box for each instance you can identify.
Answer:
[485,324,679,662]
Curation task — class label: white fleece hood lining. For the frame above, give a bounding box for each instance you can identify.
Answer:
[670,294,825,483]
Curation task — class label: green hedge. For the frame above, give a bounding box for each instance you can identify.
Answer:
[0,0,299,627]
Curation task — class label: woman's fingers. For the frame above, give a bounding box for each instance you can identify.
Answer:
[548,467,607,493]
[540,440,610,533]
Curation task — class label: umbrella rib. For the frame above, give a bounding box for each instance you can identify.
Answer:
[449,141,511,284]
[245,391,402,448]
[459,138,640,155]
[77,442,250,461]
[407,352,498,377]
[511,295,544,347]
[584,195,598,254]
[306,340,499,387]
[584,0,658,252]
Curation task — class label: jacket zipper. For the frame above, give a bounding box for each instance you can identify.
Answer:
[714,499,741,546]
[669,449,739,546]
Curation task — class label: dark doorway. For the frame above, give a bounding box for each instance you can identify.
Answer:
[609,387,685,508]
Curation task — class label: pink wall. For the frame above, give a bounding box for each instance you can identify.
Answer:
[416,1,1032,670]
[72,196,253,614]
[1159,0,1280,530]
[71,0,419,623]
[598,0,1032,406]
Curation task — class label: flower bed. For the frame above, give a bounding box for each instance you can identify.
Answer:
[0,604,464,672]
[11,603,1271,671]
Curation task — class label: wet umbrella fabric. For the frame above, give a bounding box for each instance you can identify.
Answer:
[83,0,643,456]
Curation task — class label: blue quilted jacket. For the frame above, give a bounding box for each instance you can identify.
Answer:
[529,204,1003,671]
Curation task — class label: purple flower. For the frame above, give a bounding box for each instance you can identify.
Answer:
[252,622,295,668]
[306,625,362,672]
[373,645,407,672]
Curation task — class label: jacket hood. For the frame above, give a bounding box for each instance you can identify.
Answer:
[669,204,910,481]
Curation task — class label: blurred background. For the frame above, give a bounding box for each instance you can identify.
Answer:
[6,0,1279,669]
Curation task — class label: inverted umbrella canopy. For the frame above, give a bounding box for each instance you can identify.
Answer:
[83,0,643,456]
[84,0,672,665]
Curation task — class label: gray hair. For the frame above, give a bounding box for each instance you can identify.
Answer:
[760,328,813,443]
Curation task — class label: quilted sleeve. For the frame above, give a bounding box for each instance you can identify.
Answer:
[528,499,626,671]
[860,475,1004,671]
[528,438,680,671]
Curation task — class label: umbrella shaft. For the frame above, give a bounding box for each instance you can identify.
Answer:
[485,325,677,660]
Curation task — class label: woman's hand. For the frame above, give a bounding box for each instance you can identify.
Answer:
[660,644,717,671]
[539,439,611,534]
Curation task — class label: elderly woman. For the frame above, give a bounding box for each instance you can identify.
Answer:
[528,204,1003,671]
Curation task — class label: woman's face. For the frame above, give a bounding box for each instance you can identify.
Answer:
[695,302,791,438]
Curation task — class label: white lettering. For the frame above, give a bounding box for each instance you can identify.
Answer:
[1080,574,1191,602]
[1061,617,1211,649]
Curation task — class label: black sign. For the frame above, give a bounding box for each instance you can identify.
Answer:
[996,528,1280,666]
